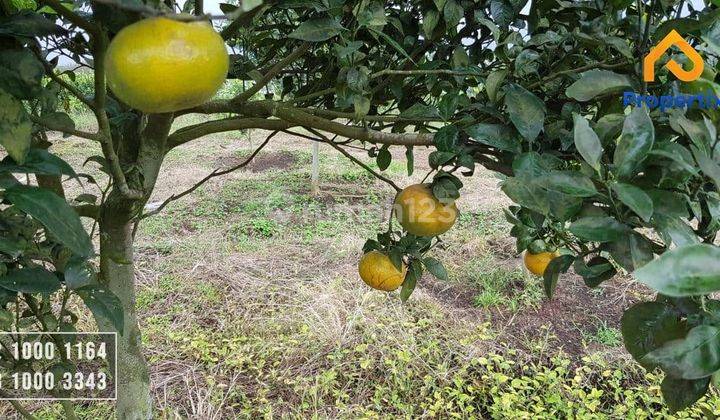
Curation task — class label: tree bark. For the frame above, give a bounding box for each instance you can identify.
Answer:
[96,114,173,419]
[98,207,152,420]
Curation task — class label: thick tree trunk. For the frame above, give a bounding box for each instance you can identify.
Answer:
[98,213,151,420]
[95,114,173,419]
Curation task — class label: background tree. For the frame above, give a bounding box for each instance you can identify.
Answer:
[0,0,719,417]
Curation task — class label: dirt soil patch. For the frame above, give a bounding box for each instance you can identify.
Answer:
[216,151,298,172]
[422,237,643,359]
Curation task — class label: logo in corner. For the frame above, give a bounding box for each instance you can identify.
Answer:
[643,29,704,82]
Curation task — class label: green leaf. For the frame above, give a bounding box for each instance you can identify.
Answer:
[0,267,61,294]
[574,256,616,287]
[653,9,720,43]
[0,50,44,99]
[0,237,23,258]
[64,259,94,290]
[634,244,720,297]
[661,376,710,413]
[376,147,391,171]
[369,28,414,62]
[432,177,460,202]
[565,70,632,101]
[405,146,414,176]
[611,183,653,222]
[613,107,654,180]
[400,103,440,119]
[5,185,93,258]
[643,325,720,380]
[0,89,32,164]
[423,257,448,281]
[621,302,687,369]
[546,190,583,221]
[569,217,629,242]
[388,248,404,272]
[648,190,689,218]
[504,83,546,142]
[607,233,654,271]
[353,95,370,120]
[489,0,514,28]
[423,9,440,38]
[428,151,455,169]
[37,112,76,135]
[346,66,369,92]
[288,17,344,41]
[357,2,386,27]
[438,92,459,120]
[543,254,574,298]
[465,123,521,153]
[400,260,422,302]
[692,146,720,191]
[512,152,560,177]
[434,125,459,152]
[653,214,699,247]
[572,114,603,170]
[219,2,237,14]
[0,11,65,38]
[451,46,469,69]
[485,69,507,103]
[539,171,597,197]
[501,177,550,215]
[0,148,77,177]
[443,0,463,28]
[75,285,124,335]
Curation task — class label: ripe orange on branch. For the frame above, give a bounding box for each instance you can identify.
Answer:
[524,251,560,276]
[394,184,458,237]
[358,250,407,291]
[105,17,229,113]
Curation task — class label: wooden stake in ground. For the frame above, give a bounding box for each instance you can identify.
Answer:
[311,141,320,195]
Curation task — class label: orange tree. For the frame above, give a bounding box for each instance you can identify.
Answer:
[1,0,720,417]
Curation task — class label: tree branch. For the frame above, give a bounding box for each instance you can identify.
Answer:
[73,203,101,219]
[220,3,268,40]
[166,117,292,149]
[298,107,444,123]
[302,128,401,192]
[472,153,513,177]
[526,61,629,90]
[29,114,101,141]
[169,101,435,149]
[233,43,310,104]
[32,49,95,111]
[38,0,99,36]
[370,69,480,78]
[89,22,143,200]
[142,131,277,219]
[271,105,434,146]
[290,87,335,104]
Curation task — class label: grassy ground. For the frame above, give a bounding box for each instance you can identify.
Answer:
[5,115,720,418]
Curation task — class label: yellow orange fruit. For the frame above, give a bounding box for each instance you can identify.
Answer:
[358,250,407,291]
[524,251,560,276]
[394,184,458,237]
[105,17,229,113]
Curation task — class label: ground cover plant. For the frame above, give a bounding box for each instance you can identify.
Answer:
[1,0,720,417]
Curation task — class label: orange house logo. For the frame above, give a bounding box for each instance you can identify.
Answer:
[643,30,704,82]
